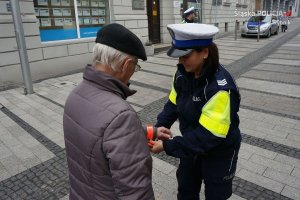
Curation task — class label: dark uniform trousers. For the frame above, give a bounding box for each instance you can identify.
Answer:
[176,142,240,200]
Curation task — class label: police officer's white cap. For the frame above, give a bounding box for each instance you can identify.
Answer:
[167,23,219,58]
[184,6,195,15]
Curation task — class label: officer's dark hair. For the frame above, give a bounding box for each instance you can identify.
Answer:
[195,42,219,78]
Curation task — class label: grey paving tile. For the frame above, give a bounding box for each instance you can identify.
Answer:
[18,135,42,149]
[129,104,143,112]
[29,145,55,162]
[275,154,300,168]
[250,154,293,174]
[220,59,235,65]
[7,107,27,117]
[253,63,300,74]
[278,46,300,51]
[0,132,22,147]
[281,185,300,200]
[274,49,300,55]
[219,50,248,56]
[0,110,6,119]
[6,125,28,138]
[264,134,300,150]
[0,116,16,128]
[268,53,300,60]
[239,115,276,130]
[47,136,65,148]
[9,145,36,162]
[287,133,300,142]
[153,53,177,60]
[262,58,300,66]
[21,116,51,132]
[153,182,178,200]
[282,43,300,47]
[237,77,300,98]
[237,148,253,160]
[294,123,300,131]
[127,85,167,106]
[281,117,300,126]
[146,56,178,66]
[237,158,267,175]
[240,143,277,159]
[141,61,177,76]
[15,102,32,111]
[0,124,9,136]
[220,54,244,60]
[0,163,11,181]
[47,121,63,133]
[152,168,177,192]
[218,46,256,52]
[0,154,27,176]
[21,155,42,169]
[241,70,300,84]
[39,106,60,117]
[131,71,172,90]
[152,156,176,175]
[0,143,13,160]
[236,169,284,193]
[273,124,300,135]
[264,168,300,190]
[292,167,300,179]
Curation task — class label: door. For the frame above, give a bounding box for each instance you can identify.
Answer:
[255,0,261,11]
[147,0,161,44]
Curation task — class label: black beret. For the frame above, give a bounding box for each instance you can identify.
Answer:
[95,23,147,61]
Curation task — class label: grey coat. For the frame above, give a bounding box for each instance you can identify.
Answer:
[63,65,154,200]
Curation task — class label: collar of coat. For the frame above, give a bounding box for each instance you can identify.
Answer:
[83,64,136,100]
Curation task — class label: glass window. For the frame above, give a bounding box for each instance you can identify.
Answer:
[248,16,271,23]
[33,0,109,42]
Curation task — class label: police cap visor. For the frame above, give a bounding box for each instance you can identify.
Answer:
[167,46,193,58]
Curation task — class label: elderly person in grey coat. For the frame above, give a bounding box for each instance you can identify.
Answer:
[63,23,171,200]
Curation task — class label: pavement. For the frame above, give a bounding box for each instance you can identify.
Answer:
[1,18,300,200]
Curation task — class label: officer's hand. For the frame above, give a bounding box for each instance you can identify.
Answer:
[150,140,164,154]
[157,127,172,141]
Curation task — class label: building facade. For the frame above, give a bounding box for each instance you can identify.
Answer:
[0,0,181,89]
[256,0,299,16]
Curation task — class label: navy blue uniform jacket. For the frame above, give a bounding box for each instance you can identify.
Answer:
[156,64,242,158]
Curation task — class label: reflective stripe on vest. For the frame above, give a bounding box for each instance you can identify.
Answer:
[169,73,177,105]
[199,91,231,138]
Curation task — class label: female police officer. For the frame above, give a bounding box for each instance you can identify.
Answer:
[150,23,241,200]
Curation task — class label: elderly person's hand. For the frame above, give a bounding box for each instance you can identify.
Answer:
[157,127,172,140]
[149,140,164,154]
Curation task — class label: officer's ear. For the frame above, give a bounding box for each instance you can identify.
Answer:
[203,48,209,58]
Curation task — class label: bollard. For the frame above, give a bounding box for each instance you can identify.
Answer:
[257,20,260,42]
[235,20,238,40]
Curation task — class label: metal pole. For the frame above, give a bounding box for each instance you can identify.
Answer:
[257,20,260,42]
[10,0,34,94]
[235,20,238,40]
